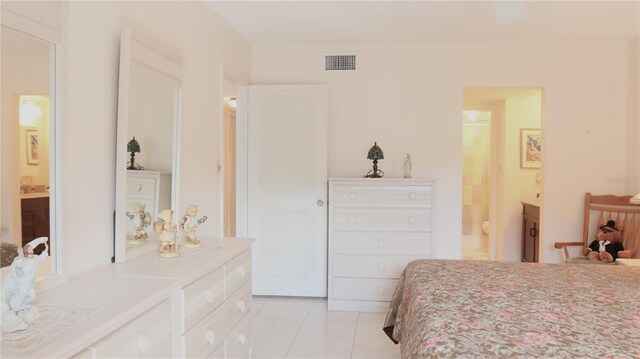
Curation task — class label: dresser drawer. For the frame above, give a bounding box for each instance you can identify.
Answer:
[181,266,225,332]
[127,177,157,199]
[225,314,252,359]
[90,300,172,358]
[332,208,432,232]
[333,255,422,279]
[333,278,398,302]
[224,250,251,298]
[332,232,432,255]
[332,185,432,208]
[184,282,252,358]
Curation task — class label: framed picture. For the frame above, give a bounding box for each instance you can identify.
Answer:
[520,128,541,169]
[26,129,39,165]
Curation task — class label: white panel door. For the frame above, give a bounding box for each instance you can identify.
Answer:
[248,85,327,296]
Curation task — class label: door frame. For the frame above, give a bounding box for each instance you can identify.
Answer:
[220,63,248,237]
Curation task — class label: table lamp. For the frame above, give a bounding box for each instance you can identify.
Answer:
[364,142,384,178]
[127,136,142,170]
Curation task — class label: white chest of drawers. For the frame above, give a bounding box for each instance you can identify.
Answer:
[3,238,254,359]
[126,170,171,218]
[328,179,435,312]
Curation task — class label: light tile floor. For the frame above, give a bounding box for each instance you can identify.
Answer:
[251,296,400,359]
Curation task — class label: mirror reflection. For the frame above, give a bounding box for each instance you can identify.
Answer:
[0,25,56,279]
[114,29,182,262]
[124,71,176,248]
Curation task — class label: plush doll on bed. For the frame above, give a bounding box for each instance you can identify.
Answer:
[585,220,624,263]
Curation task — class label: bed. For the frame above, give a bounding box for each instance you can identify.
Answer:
[383,259,640,358]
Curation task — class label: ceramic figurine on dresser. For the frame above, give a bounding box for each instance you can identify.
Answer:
[154,209,179,257]
[179,204,208,248]
[125,202,153,245]
[1,237,48,332]
[403,153,412,178]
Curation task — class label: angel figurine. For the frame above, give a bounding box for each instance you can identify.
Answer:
[126,202,152,245]
[153,209,179,258]
[1,237,48,332]
[180,205,208,248]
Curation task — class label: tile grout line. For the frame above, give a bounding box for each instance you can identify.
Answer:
[282,302,316,358]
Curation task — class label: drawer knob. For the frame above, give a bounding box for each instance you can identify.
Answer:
[135,334,150,354]
[237,300,246,312]
[348,192,356,200]
[409,216,416,224]
[377,287,385,294]
[203,289,214,303]
[377,263,386,271]
[377,240,386,248]
[238,266,246,278]
[409,192,417,200]
[348,215,356,223]
[206,330,216,345]
[238,333,247,345]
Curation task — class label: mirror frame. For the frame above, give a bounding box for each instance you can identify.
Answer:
[1,2,67,291]
[114,27,183,263]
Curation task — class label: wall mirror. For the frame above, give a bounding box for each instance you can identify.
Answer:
[0,1,65,291]
[114,28,182,262]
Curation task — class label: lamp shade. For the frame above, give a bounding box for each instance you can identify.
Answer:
[367,142,384,160]
[127,137,141,154]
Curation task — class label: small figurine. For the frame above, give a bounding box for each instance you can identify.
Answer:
[153,209,179,258]
[403,153,412,178]
[179,205,208,248]
[126,202,152,245]
[1,237,48,333]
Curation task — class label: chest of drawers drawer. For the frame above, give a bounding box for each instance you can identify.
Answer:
[332,254,423,279]
[126,177,157,199]
[224,250,252,298]
[179,266,225,333]
[332,208,432,232]
[183,281,252,358]
[87,300,172,358]
[331,185,432,208]
[333,277,398,302]
[224,314,252,359]
[332,232,431,256]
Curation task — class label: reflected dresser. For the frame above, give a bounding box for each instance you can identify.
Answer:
[328,179,436,312]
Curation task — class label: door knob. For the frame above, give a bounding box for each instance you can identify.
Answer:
[317,199,324,206]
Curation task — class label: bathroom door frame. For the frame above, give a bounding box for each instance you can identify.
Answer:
[463,101,503,261]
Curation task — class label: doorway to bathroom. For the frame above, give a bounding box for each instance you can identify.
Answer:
[223,79,237,237]
[462,88,543,261]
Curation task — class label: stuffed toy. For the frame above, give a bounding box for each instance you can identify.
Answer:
[585,220,624,263]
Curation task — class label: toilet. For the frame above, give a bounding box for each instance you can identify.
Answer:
[482,221,490,235]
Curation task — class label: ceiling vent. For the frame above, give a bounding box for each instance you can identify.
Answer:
[325,54,356,71]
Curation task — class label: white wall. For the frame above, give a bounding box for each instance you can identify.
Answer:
[61,2,250,275]
[251,41,631,262]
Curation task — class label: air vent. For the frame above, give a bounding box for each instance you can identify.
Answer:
[325,54,356,71]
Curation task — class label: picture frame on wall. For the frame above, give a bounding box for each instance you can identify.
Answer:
[520,128,541,169]
[26,129,39,165]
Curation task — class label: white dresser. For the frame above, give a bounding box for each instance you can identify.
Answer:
[328,179,435,312]
[2,238,254,359]
[126,170,171,218]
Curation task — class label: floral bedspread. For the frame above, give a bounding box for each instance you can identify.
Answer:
[383,260,640,358]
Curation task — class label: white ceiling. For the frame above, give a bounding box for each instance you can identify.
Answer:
[206,1,640,44]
